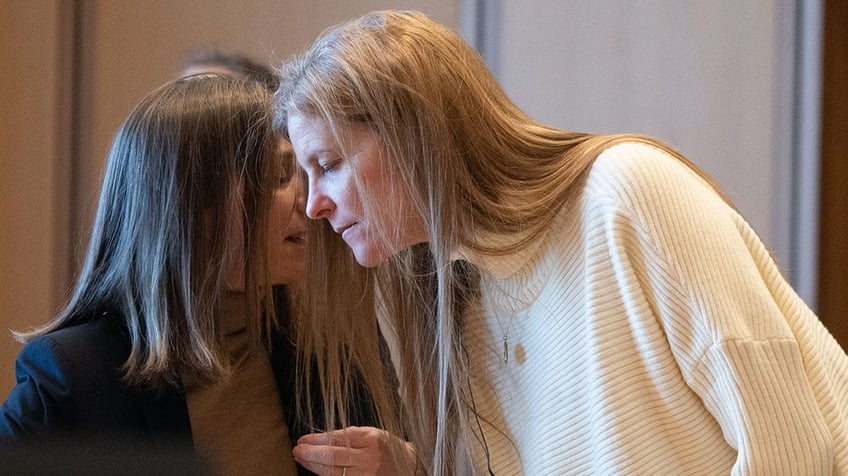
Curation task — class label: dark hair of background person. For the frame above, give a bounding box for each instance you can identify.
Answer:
[180,48,279,91]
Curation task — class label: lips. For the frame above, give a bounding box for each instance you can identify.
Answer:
[284,231,305,243]
[335,223,355,236]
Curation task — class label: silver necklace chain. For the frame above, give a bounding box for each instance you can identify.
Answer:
[482,275,530,364]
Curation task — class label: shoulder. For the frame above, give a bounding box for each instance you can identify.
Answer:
[580,140,728,220]
[1,313,132,439]
[28,313,128,357]
[586,141,707,197]
[19,313,130,386]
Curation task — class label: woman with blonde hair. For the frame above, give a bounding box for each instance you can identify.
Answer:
[276,9,848,475]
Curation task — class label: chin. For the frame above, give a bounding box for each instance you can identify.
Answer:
[269,263,306,285]
[353,254,382,268]
[270,273,303,285]
[352,244,399,268]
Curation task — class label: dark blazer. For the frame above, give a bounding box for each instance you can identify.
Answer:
[0,308,378,474]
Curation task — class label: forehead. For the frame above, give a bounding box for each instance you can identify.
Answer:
[287,114,331,145]
[278,138,294,158]
[276,138,296,173]
[288,112,387,168]
[287,114,345,164]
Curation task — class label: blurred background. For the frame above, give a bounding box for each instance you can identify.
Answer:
[1,0,845,400]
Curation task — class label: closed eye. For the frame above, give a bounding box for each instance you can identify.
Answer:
[319,159,340,175]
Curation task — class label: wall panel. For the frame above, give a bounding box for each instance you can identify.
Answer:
[0,1,66,401]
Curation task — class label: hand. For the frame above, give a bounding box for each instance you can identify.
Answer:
[292,426,416,475]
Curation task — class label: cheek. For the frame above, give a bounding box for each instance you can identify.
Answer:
[374,182,428,251]
[269,196,287,232]
[272,186,296,220]
[341,185,363,216]
[325,176,364,218]
[364,174,412,226]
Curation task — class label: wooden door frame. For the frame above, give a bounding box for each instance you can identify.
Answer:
[817,0,848,349]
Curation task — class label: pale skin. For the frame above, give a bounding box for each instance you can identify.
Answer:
[288,113,428,268]
[293,426,417,476]
[288,114,425,474]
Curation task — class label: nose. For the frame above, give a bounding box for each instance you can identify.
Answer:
[305,185,333,220]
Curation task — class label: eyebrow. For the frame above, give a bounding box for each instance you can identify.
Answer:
[295,149,330,171]
[301,148,337,161]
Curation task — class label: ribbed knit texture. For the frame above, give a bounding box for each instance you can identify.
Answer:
[460,142,848,475]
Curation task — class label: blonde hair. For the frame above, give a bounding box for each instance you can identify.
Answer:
[18,76,291,389]
[276,10,728,474]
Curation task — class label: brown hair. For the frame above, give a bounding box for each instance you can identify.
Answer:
[19,75,291,389]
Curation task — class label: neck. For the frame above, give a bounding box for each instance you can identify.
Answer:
[220,291,249,335]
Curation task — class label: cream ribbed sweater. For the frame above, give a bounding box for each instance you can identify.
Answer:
[460,142,848,475]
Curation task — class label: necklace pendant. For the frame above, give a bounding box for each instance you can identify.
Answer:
[502,336,509,363]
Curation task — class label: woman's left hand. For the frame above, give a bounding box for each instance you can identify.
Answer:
[292,426,416,475]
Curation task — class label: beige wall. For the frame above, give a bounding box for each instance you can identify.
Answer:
[495,0,789,273]
[1,1,67,401]
[0,0,458,400]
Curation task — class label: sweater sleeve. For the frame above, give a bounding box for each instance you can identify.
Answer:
[588,142,843,475]
[0,336,73,441]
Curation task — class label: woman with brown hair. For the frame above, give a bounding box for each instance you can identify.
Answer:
[0,75,380,475]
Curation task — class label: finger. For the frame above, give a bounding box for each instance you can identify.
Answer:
[292,443,354,467]
[294,459,349,476]
[298,426,383,448]
[297,428,353,446]
[297,432,334,445]
[294,443,387,472]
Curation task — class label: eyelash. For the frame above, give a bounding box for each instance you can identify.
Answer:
[319,160,338,175]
